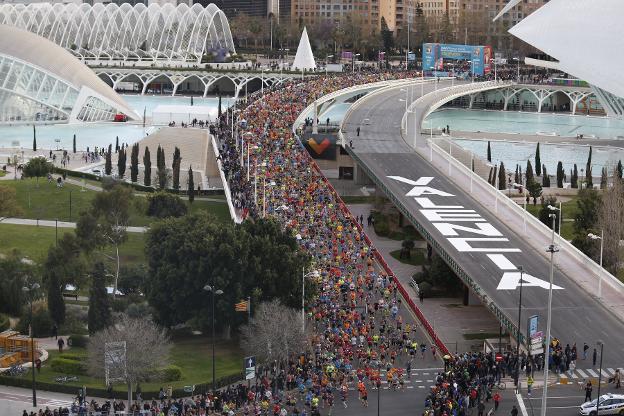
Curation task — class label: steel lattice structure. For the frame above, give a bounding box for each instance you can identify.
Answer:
[0,3,235,64]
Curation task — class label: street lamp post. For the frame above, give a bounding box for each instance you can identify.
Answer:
[588,231,604,299]
[203,284,224,393]
[541,207,560,416]
[515,265,524,390]
[325,55,333,76]
[22,282,40,408]
[596,340,604,415]
[352,53,360,74]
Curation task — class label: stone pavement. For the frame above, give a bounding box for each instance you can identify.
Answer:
[347,203,502,354]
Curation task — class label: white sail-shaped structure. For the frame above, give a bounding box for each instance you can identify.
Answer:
[292,27,316,71]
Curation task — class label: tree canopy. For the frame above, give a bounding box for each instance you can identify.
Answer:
[22,157,53,179]
[144,214,310,330]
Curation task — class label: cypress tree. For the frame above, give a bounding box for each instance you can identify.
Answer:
[143,146,152,187]
[556,161,564,188]
[617,160,623,179]
[88,262,112,335]
[542,165,549,187]
[157,145,167,189]
[33,125,37,151]
[491,165,498,187]
[572,164,578,188]
[514,164,520,185]
[188,166,195,203]
[487,141,492,162]
[130,143,139,183]
[117,147,126,178]
[47,270,65,326]
[172,147,181,190]
[600,167,608,189]
[535,143,541,176]
[105,144,112,175]
[115,136,119,153]
[526,160,534,185]
[72,134,76,153]
[498,162,506,191]
[586,146,593,188]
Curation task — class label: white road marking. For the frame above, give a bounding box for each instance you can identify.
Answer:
[586,369,599,377]
[516,393,529,416]
[576,369,588,378]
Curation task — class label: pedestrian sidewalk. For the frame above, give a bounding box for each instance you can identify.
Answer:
[0,217,147,233]
[347,203,502,353]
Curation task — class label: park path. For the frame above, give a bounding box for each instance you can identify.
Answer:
[0,217,147,233]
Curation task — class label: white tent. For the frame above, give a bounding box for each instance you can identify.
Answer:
[292,27,316,71]
[152,105,216,125]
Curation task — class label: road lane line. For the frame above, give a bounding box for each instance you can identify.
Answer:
[516,393,529,416]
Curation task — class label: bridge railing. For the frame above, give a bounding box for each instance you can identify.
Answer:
[425,137,624,300]
[211,134,243,224]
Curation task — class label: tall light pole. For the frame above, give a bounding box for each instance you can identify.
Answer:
[22,281,40,408]
[352,53,360,73]
[596,340,604,415]
[515,265,524,391]
[302,269,319,333]
[203,284,223,393]
[541,207,559,416]
[588,231,604,299]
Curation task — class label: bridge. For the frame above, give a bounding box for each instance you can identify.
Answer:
[337,79,624,366]
[93,68,297,97]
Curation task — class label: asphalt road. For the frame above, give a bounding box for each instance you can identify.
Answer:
[342,81,624,368]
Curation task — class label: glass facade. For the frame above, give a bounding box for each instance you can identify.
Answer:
[0,53,120,124]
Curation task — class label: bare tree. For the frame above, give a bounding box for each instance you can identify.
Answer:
[240,300,305,369]
[87,314,171,405]
[598,179,624,275]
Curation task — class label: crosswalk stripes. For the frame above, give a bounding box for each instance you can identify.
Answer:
[561,367,621,382]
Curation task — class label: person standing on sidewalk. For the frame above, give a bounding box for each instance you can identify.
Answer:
[527,375,534,395]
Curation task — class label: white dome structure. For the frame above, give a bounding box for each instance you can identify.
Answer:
[0,24,140,124]
[0,3,235,64]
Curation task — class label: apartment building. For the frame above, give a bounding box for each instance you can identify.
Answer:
[291,0,394,33]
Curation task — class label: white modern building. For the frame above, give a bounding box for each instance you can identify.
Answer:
[0,25,140,124]
[509,0,624,118]
[0,2,235,64]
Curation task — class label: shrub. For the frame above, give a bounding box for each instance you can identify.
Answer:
[126,302,151,319]
[68,334,88,348]
[0,313,10,331]
[159,365,182,382]
[50,357,86,375]
[146,192,188,218]
[58,353,85,361]
[418,281,432,296]
[111,297,130,313]
[401,239,415,250]
[17,306,54,337]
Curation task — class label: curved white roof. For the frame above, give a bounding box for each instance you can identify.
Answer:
[0,3,235,63]
[509,0,624,100]
[0,24,139,122]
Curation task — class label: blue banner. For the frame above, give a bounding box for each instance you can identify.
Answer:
[422,43,493,76]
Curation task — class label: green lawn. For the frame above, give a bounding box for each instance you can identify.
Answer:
[3,178,98,222]
[2,178,231,225]
[0,223,146,266]
[389,249,427,266]
[519,196,578,240]
[9,337,243,395]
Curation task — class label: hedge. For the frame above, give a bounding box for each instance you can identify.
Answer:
[50,358,86,375]
[160,365,182,382]
[52,167,224,196]
[68,334,88,348]
[0,372,245,399]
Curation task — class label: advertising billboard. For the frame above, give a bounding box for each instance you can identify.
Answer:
[422,43,494,76]
[302,132,338,160]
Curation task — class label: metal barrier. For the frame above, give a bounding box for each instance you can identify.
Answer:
[211,134,243,224]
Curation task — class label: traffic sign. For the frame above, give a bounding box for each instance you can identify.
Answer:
[244,356,256,380]
[495,352,503,362]
[530,347,544,355]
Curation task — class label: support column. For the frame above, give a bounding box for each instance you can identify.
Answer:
[468,94,476,109]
